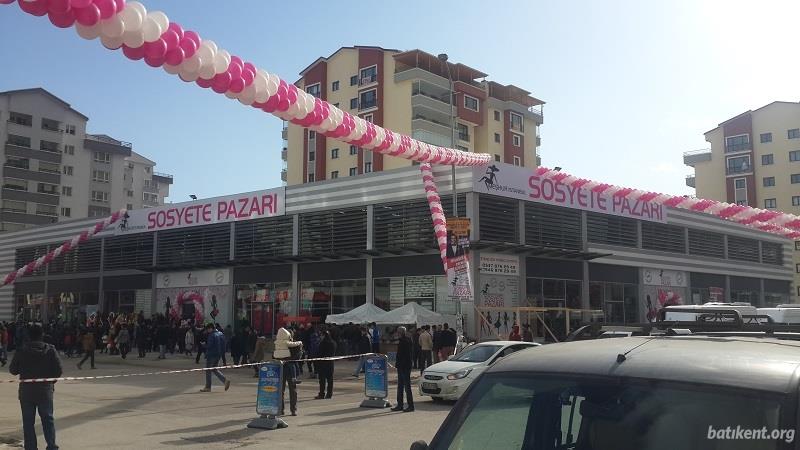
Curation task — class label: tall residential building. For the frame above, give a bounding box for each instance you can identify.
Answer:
[282,46,544,184]
[0,88,173,232]
[684,101,800,299]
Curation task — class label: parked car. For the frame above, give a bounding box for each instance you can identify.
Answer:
[413,308,800,449]
[418,341,539,401]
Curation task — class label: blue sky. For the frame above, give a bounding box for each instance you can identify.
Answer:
[2,0,799,202]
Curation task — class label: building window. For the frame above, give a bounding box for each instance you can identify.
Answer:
[94,151,111,163]
[63,145,75,155]
[513,156,521,166]
[92,170,110,183]
[38,161,59,174]
[512,135,521,147]
[493,110,501,121]
[2,199,27,213]
[726,155,751,174]
[510,112,524,132]
[331,171,339,179]
[793,196,800,206]
[760,132,772,143]
[145,167,150,173]
[456,123,469,142]
[790,150,800,161]
[126,203,133,211]
[36,183,58,195]
[792,174,800,184]
[349,167,357,176]
[333,102,339,108]
[5,156,29,170]
[359,65,377,85]
[8,134,31,148]
[359,89,377,110]
[309,130,316,140]
[8,111,32,126]
[364,162,372,173]
[762,154,774,165]
[350,145,358,155]
[308,151,315,162]
[305,83,321,98]
[62,166,73,176]
[331,148,339,159]
[60,207,71,217]
[91,190,109,203]
[350,98,358,109]
[350,75,358,86]
[3,178,27,191]
[464,95,479,111]
[126,189,133,197]
[332,80,339,92]
[143,192,158,203]
[725,134,750,152]
[734,178,747,205]
[307,174,315,182]
[65,124,75,135]
[763,177,775,187]
[789,128,800,139]
[764,198,777,209]
[494,154,501,162]
[796,241,800,251]
[494,133,500,143]
[35,204,57,216]
[40,140,59,153]
[143,179,152,188]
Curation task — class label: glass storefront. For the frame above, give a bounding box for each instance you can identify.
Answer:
[373,275,454,313]
[526,278,582,308]
[234,282,293,336]
[589,282,638,324]
[298,279,366,324]
[103,290,136,315]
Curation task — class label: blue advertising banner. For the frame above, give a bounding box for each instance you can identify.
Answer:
[364,355,388,399]
[256,361,283,416]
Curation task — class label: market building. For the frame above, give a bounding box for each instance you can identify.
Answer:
[0,162,793,338]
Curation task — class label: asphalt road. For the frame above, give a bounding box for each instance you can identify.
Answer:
[0,352,452,449]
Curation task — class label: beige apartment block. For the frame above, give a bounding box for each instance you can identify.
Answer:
[281,46,544,185]
[684,101,800,301]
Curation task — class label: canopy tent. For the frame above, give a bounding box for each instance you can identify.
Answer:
[325,302,387,325]
[374,301,457,327]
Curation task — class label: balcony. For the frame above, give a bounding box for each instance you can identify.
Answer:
[7,116,32,127]
[281,147,288,161]
[458,132,470,142]
[412,129,451,148]
[685,174,696,188]
[726,165,753,176]
[725,142,751,154]
[35,207,58,217]
[411,89,451,116]
[528,105,544,122]
[683,148,712,166]
[36,187,59,196]
[359,73,378,87]
[358,100,377,111]
[39,143,61,153]
[280,169,287,182]
[281,127,288,140]
[412,116,453,139]
[152,172,174,184]
[41,118,62,133]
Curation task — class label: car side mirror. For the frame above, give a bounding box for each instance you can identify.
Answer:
[410,441,429,450]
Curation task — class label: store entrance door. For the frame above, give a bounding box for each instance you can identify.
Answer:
[251,302,275,337]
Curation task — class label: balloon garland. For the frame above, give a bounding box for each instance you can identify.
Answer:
[420,163,449,272]
[0,209,126,287]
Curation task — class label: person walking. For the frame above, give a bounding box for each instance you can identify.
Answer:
[184,327,194,356]
[273,326,302,416]
[136,322,148,358]
[432,325,441,364]
[440,323,457,361]
[251,334,268,377]
[315,330,336,399]
[418,325,433,374]
[194,325,207,364]
[351,328,372,379]
[199,323,231,393]
[369,322,381,355]
[77,327,96,370]
[156,320,169,360]
[9,323,63,450]
[0,323,8,366]
[117,326,131,359]
[391,326,414,412]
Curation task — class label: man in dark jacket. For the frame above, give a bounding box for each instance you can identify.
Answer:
[315,330,337,399]
[200,323,231,392]
[391,326,414,412]
[351,328,372,378]
[10,323,63,450]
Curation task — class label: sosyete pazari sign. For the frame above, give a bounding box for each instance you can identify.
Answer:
[473,163,666,222]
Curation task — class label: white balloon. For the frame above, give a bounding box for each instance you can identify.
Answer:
[304,94,315,114]
[148,11,169,33]
[163,63,181,75]
[238,85,257,105]
[204,40,218,54]
[198,63,216,80]
[141,17,162,43]
[286,101,302,118]
[196,41,215,63]
[182,54,202,73]
[213,50,231,74]
[75,23,101,40]
[117,6,142,33]
[100,15,125,39]
[126,1,147,20]
[266,74,280,97]
[100,34,125,50]
[179,69,199,82]
[224,90,238,99]
[122,28,145,48]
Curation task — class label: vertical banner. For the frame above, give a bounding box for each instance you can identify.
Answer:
[447,217,473,302]
[364,355,388,399]
[256,361,283,417]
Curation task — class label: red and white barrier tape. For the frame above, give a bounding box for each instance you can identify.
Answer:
[1,209,126,287]
[1,352,380,384]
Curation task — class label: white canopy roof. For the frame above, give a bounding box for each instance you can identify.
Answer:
[325,302,387,325]
[374,301,457,327]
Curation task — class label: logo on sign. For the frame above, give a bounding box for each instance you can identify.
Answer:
[477,164,501,190]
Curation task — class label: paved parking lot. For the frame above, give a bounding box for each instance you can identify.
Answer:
[0,353,451,449]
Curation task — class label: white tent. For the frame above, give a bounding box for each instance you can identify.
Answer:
[374,301,457,327]
[325,302,387,325]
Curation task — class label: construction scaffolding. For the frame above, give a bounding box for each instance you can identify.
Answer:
[475,306,605,343]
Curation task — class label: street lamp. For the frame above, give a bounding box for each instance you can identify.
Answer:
[189,194,197,200]
[438,53,458,217]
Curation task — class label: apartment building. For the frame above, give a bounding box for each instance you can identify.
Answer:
[684,101,800,299]
[283,46,544,184]
[0,88,173,231]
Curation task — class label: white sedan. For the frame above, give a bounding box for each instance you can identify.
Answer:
[419,341,540,401]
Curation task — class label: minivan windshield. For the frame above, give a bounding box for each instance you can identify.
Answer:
[434,374,788,450]
[449,345,502,363]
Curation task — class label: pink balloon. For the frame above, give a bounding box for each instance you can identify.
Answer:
[241,68,255,86]
[178,38,197,58]
[243,62,256,74]
[212,71,232,90]
[164,47,184,66]
[48,0,71,14]
[144,39,168,59]
[122,44,145,60]
[230,55,243,69]
[277,97,290,112]
[228,62,242,78]
[183,30,200,48]
[161,30,180,51]
[95,0,116,19]
[212,83,228,94]
[143,54,165,68]
[0,0,16,4]
[19,0,48,16]
[70,0,92,8]
[196,77,213,89]
[74,4,100,26]
[229,77,245,93]
[113,0,125,13]
[263,96,279,113]
[287,85,298,104]
[168,22,184,40]
[48,10,76,28]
